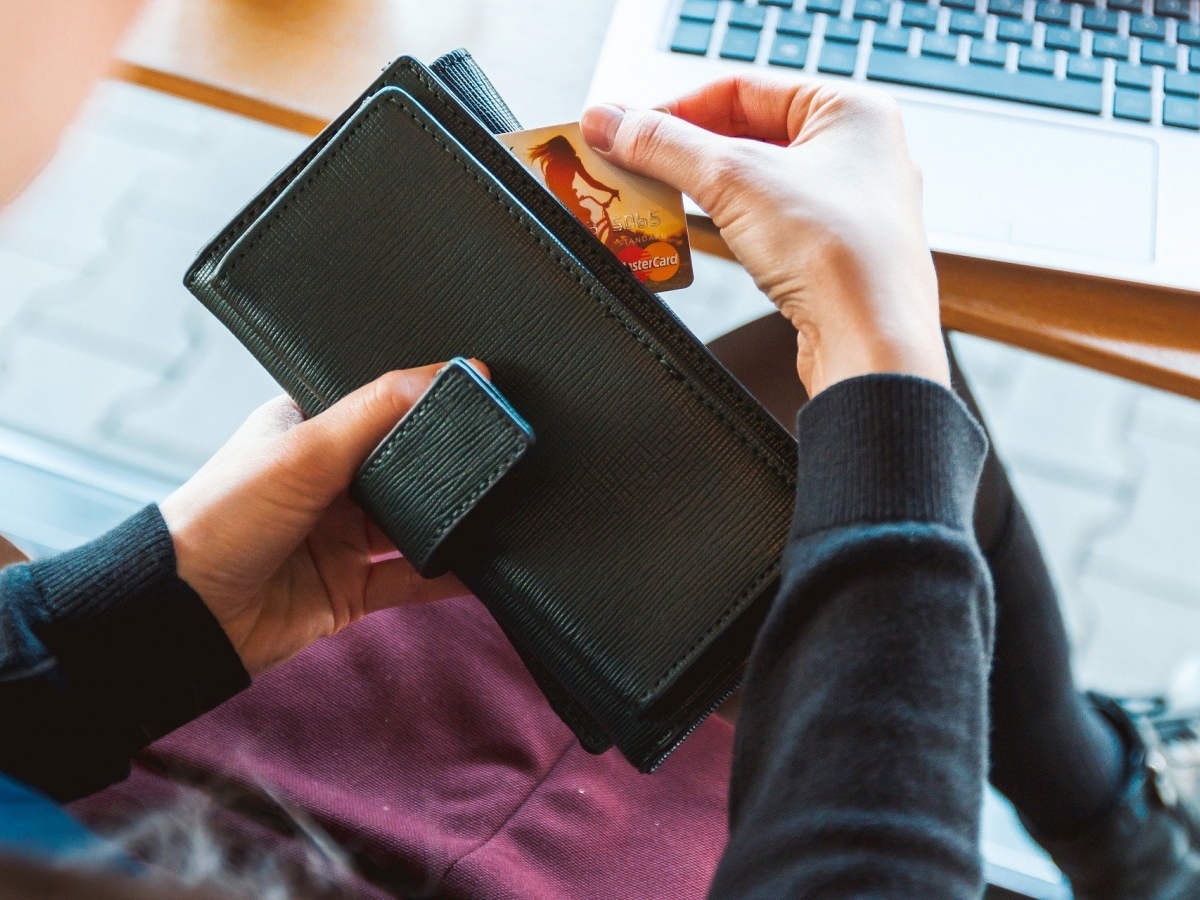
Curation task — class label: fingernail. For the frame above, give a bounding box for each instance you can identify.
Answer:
[581,103,625,152]
[652,105,672,115]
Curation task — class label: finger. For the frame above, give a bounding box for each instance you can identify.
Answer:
[365,516,400,562]
[287,363,448,499]
[464,358,490,381]
[365,557,470,612]
[665,75,815,143]
[236,394,306,442]
[580,105,761,213]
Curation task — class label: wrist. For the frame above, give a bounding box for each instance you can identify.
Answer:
[797,314,949,397]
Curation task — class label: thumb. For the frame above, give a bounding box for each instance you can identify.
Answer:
[286,361,488,500]
[580,105,749,215]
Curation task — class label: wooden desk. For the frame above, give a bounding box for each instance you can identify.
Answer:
[115,0,1200,400]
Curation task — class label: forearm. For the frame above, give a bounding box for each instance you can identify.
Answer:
[0,507,249,801]
[711,375,993,900]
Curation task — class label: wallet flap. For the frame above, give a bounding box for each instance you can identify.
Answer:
[352,359,534,578]
[186,61,799,772]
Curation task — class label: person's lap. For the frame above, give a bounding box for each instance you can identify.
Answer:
[70,593,733,900]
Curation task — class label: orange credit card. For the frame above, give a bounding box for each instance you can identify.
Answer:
[501,122,694,292]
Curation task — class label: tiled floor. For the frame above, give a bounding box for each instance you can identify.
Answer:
[2,77,1200,893]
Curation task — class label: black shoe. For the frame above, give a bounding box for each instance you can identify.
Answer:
[1027,694,1200,900]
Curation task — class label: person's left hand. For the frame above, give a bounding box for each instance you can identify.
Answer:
[160,364,473,676]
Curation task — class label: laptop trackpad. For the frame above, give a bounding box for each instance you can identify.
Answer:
[900,101,1157,263]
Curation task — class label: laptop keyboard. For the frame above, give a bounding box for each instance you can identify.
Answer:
[669,0,1200,128]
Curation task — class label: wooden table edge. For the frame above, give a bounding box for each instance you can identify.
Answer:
[112,60,330,136]
[688,214,1200,401]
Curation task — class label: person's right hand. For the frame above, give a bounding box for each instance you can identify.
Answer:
[581,76,949,398]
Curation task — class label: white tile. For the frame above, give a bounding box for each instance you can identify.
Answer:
[1132,385,1200,449]
[1007,464,1126,640]
[948,331,1029,424]
[0,334,161,459]
[142,112,307,223]
[110,313,283,477]
[0,127,176,271]
[1088,432,1200,603]
[76,82,207,154]
[0,249,75,333]
[25,213,205,372]
[1073,574,1200,696]
[981,350,1139,493]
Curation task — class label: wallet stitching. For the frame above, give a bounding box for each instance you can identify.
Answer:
[644,560,780,700]
[202,78,788,706]
[191,59,795,487]
[359,370,526,567]
[216,91,788,704]
[217,94,793,489]
[402,66,798,484]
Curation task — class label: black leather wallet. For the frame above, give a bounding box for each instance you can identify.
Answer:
[185,52,798,772]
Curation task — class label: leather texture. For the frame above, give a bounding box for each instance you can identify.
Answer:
[352,358,534,578]
[184,57,798,772]
[429,49,522,134]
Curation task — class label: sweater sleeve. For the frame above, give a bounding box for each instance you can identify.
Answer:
[0,506,249,802]
[709,374,993,900]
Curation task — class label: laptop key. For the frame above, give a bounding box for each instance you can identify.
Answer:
[950,12,988,35]
[778,10,816,33]
[770,33,812,66]
[855,0,892,20]
[1116,62,1153,88]
[1153,0,1189,17]
[1113,88,1153,120]
[1128,15,1167,40]
[997,19,1036,43]
[808,0,845,14]
[1165,70,1200,96]
[969,39,1010,64]
[1018,47,1057,71]
[1036,1,1073,23]
[720,26,762,59]
[1163,96,1200,127]
[922,32,962,56]
[728,4,768,28]
[680,0,720,22]
[941,0,980,10]
[1106,0,1144,11]
[671,20,713,54]
[1092,34,1131,59]
[759,0,797,6]
[1066,54,1104,79]
[902,3,941,27]
[1193,47,1200,71]
[1082,8,1120,31]
[875,26,914,49]
[818,41,859,73]
[825,18,864,41]
[1179,23,1200,46]
[988,0,1027,16]
[1140,41,1179,66]
[1044,26,1082,50]
[867,48,1103,111]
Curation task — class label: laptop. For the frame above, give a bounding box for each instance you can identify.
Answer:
[586,0,1200,293]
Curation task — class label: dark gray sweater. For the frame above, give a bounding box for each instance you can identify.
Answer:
[711,374,992,899]
[0,374,991,898]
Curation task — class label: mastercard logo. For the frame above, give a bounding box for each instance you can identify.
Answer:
[617,241,681,283]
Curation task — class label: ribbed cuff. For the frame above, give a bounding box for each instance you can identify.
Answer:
[28,506,249,748]
[791,375,988,540]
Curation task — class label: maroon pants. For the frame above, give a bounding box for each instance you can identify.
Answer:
[72,594,733,899]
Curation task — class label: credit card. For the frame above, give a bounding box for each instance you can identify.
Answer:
[500,122,694,292]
